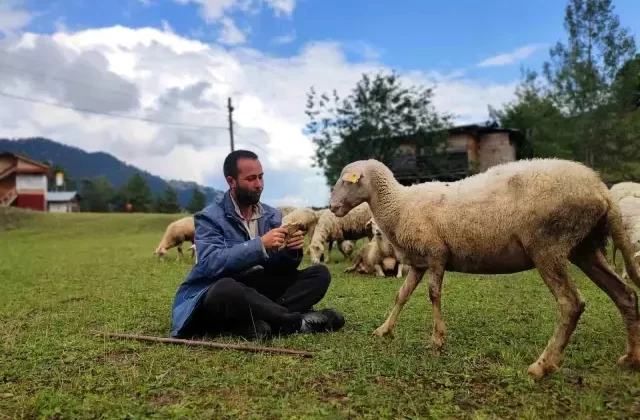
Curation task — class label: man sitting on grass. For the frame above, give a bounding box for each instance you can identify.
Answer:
[170,149,345,341]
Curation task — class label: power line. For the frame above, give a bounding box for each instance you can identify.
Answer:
[0,56,228,119]
[0,89,230,130]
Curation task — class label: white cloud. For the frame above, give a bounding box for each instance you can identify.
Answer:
[477,44,544,67]
[217,17,247,45]
[174,0,295,22]
[271,32,296,45]
[0,0,33,36]
[161,19,174,34]
[0,26,518,207]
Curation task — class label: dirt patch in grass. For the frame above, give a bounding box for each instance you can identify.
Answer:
[95,348,142,366]
[149,389,183,406]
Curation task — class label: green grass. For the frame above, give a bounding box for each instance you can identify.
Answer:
[1,209,639,419]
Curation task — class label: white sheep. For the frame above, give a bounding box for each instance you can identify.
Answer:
[277,205,297,217]
[282,206,319,239]
[610,181,640,203]
[328,157,640,378]
[155,216,195,260]
[282,206,321,254]
[308,202,373,265]
[344,217,406,278]
[308,209,356,258]
[339,240,356,259]
[612,195,640,279]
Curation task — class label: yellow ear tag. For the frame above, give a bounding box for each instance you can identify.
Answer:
[343,172,360,183]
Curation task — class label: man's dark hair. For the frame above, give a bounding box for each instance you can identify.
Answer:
[223,149,259,180]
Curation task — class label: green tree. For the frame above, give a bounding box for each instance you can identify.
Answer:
[305,70,454,187]
[489,0,640,181]
[541,0,638,170]
[488,69,573,159]
[79,177,115,213]
[115,173,153,212]
[154,185,181,213]
[611,54,640,112]
[187,188,206,213]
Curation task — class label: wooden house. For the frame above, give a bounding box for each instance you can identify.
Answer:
[390,123,527,185]
[0,152,50,211]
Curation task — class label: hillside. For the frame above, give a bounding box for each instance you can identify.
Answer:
[0,137,223,207]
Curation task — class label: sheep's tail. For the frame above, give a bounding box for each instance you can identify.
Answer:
[607,195,640,289]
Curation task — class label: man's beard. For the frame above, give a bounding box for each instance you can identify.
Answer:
[235,186,261,206]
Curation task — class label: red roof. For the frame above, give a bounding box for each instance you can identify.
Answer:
[0,152,50,172]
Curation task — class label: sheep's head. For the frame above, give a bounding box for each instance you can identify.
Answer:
[369,218,383,239]
[154,246,168,258]
[329,161,371,217]
[340,240,355,257]
[309,242,325,265]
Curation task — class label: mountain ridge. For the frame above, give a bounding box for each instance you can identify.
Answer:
[0,137,224,208]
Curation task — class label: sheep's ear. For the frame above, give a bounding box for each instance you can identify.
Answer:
[342,171,362,183]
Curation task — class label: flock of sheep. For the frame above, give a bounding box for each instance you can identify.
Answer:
[151,200,403,278]
[152,157,640,378]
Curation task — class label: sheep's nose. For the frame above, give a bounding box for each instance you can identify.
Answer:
[329,202,340,213]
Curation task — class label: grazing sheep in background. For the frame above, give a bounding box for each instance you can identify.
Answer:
[610,181,640,203]
[282,207,320,248]
[155,216,195,260]
[328,157,640,378]
[309,202,373,265]
[613,196,640,279]
[340,240,356,259]
[344,217,406,278]
[307,209,356,258]
[277,206,297,217]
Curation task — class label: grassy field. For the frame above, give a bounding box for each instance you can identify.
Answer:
[1,208,639,419]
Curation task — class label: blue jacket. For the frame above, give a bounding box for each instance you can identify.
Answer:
[170,190,303,337]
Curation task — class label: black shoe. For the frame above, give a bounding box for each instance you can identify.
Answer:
[318,308,345,332]
[230,320,272,341]
[299,311,331,333]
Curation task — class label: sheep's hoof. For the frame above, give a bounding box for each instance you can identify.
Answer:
[616,352,640,369]
[372,326,394,338]
[431,337,444,354]
[526,361,559,379]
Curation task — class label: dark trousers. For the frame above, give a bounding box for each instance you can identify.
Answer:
[189,264,331,335]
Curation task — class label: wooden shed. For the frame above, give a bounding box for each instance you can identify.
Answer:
[0,152,50,211]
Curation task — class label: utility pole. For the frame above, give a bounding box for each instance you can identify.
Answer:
[227,97,235,152]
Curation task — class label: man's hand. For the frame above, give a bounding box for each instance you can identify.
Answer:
[285,230,305,250]
[261,227,287,250]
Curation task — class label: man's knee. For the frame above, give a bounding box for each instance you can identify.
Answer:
[305,264,331,290]
[205,277,245,303]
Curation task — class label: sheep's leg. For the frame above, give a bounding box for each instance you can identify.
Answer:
[396,263,404,279]
[374,264,385,277]
[428,265,446,353]
[176,245,183,260]
[373,266,427,338]
[571,249,640,369]
[325,241,333,264]
[528,256,585,378]
[344,254,362,273]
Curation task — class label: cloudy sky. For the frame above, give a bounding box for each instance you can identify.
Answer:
[0,0,639,207]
